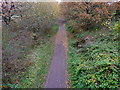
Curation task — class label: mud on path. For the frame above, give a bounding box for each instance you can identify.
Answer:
[44,20,68,88]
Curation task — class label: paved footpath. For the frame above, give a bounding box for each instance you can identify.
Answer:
[44,20,68,88]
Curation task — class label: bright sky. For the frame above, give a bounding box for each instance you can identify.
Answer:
[56,0,61,3]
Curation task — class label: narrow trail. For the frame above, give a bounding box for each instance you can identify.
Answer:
[44,20,68,88]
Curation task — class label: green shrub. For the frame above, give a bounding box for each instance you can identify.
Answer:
[113,19,120,33]
[68,29,119,88]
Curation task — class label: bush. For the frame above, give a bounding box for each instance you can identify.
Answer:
[113,19,120,33]
[2,2,60,87]
[68,28,119,88]
[61,2,114,32]
[13,2,59,33]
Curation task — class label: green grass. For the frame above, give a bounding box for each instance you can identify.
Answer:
[13,25,59,88]
[67,22,120,88]
[50,24,59,36]
[15,39,54,88]
[3,24,58,88]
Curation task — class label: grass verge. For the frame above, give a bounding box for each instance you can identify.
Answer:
[14,25,59,88]
[15,39,54,88]
[3,24,59,88]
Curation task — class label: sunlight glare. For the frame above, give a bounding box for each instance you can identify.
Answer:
[56,0,61,3]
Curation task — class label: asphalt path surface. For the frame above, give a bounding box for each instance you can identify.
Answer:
[44,20,68,88]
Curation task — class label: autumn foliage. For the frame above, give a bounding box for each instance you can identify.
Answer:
[61,2,114,31]
[2,2,60,87]
[61,2,120,89]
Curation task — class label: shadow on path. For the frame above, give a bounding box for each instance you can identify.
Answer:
[44,19,68,88]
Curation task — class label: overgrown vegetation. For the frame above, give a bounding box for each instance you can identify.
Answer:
[67,20,119,88]
[9,37,54,88]
[61,2,118,31]
[2,2,59,88]
[2,1,120,89]
[61,2,120,89]
[3,24,58,88]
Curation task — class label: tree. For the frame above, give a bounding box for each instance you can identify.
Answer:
[111,2,120,21]
[61,2,114,32]
[1,1,22,24]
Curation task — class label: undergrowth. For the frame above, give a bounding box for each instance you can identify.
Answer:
[15,39,54,88]
[3,24,58,88]
[68,21,120,88]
